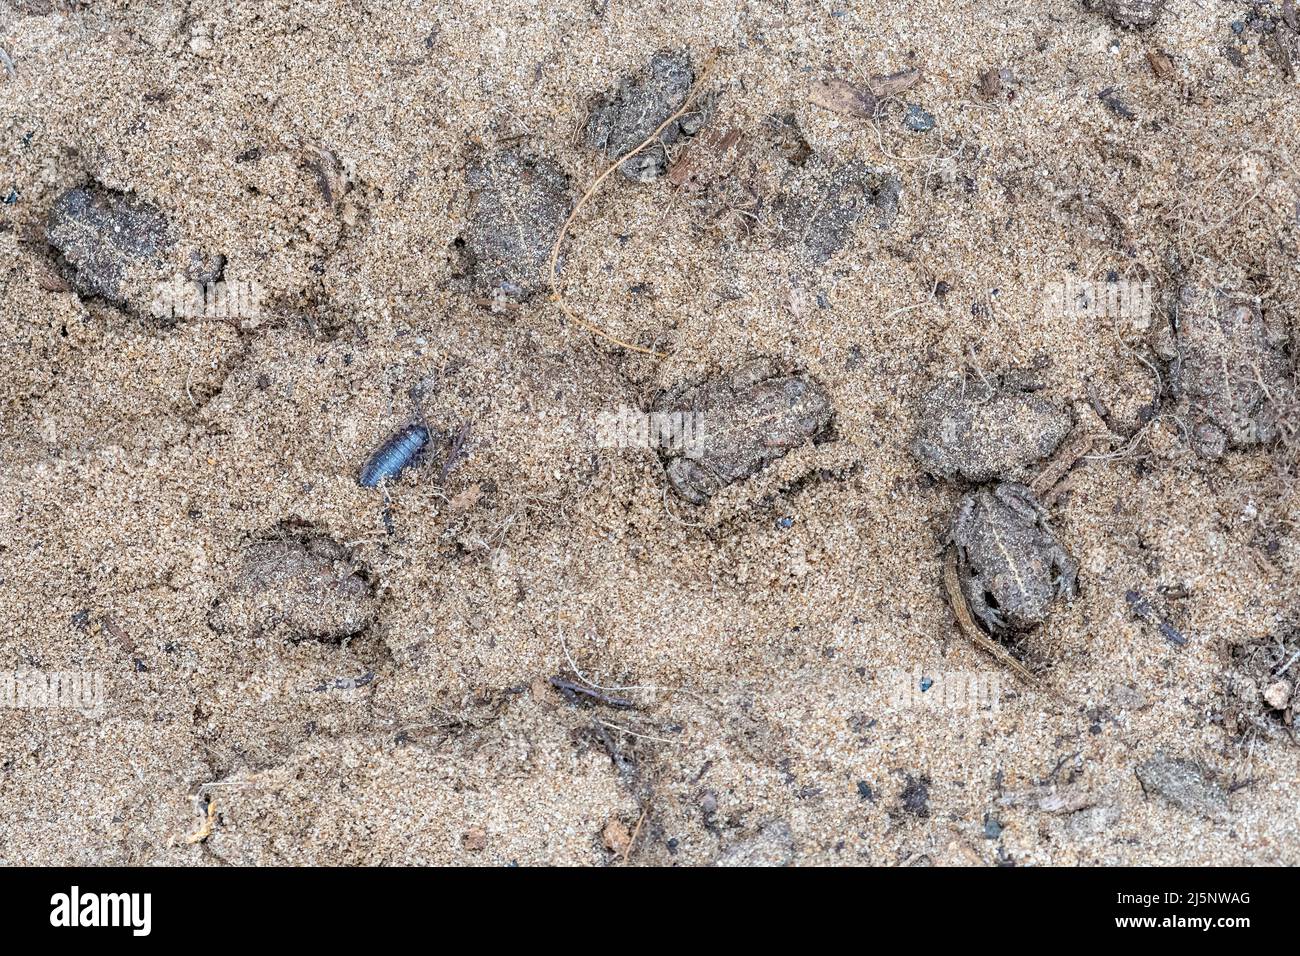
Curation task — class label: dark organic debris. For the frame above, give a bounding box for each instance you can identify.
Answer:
[1223,630,1299,739]
[1125,590,1188,647]
[549,676,634,709]
[900,773,931,817]
[1098,87,1136,121]
[666,123,744,188]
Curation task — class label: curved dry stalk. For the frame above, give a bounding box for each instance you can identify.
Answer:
[547,51,720,358]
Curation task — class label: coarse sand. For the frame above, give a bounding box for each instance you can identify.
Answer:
[0,0,1297,865]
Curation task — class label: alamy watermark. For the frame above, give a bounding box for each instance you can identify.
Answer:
[150,277,263,321]
[596,406,707,458]
[1,670,104,717]
[883,666,1002,716]
[1040,276,1153,330]
[50,886,151,936]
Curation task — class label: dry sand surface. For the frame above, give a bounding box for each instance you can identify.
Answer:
[0,0,1298,865]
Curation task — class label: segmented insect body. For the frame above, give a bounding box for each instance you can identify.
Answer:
[359,425,430,488]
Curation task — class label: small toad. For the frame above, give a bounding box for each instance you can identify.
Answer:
[950,482,1078,636]
[911,373,1072,482]
[1156,283,1291,459]
[655,358,834,504]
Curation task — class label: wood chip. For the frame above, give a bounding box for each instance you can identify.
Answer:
[667,125,743,187]
[1030,427,1111,506]
[871,68,921,97]
[808,78,878,119]
[602,817,632,855]
[462,827,488,851]
[449,482,482,512]
[976,67,1004,99]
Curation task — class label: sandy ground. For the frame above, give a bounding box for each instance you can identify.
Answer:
[0,0,1297,865]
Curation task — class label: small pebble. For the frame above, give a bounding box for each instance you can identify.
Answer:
[1263,680,1293,710]
[903,104,935,132]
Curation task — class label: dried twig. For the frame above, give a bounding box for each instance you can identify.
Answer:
[549,675,635,709]
[184,798,217,845]
[621,805,648,865]
[1031,427,1113,506]
[943,547,1042,687]
[809,77,878,119]
[441,420,471,483]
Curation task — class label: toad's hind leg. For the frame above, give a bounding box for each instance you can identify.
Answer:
[1051,546,1079,599]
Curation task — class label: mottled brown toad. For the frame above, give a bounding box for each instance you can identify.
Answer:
[772,160,900,263]
[654,358,834,504]
[950,482,1078,636]
[46,185,172,307]
[1087,0,1166,29]
[1156,283,1292,458]
[912,373,1073,482]
[585,50,710,183]
[209,532,377,643]
[454,148,571,305]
